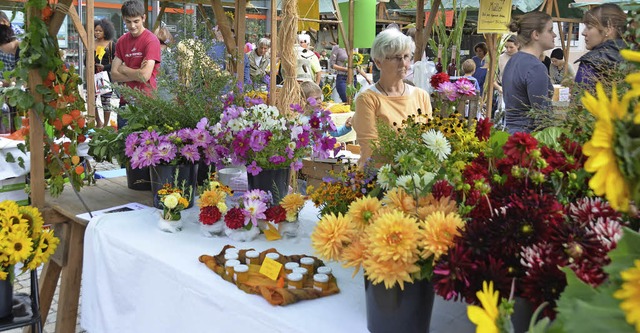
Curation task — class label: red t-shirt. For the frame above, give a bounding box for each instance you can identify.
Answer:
[115,29,161,102]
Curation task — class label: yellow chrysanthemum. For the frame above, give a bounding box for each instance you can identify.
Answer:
[467,281,500,333]
[581,83,637,212]
[311,213,355,261]
[199,190,224,208]
[347,196,382,230]
[18,205,44,236]
[381,188,416,215]
[614,259,640,332]
[341,239,366,277]
[361,211,421,289]
[415,194,458,220]
[5,230,33,265]
[420,211,465,260]
[280,193,306,214]
[178,197,189,208]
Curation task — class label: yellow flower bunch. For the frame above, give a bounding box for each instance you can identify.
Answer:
[0,201,60,281]
[245,90,268,103]
[614,259,640,332]
[198,181,231,214]
[158,182,192,221]
[353,53,364,66]
[322,84,333,102]
[280,193,306,222]
[580,49,640,212]
[467,281,516,333]
[328,103,351,114]
[311,188,464,289]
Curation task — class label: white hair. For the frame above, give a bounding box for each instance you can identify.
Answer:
[370,28,415,63]
[257,38,270,48]
[298,33,310,44]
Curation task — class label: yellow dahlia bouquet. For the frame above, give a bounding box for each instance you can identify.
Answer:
[158,182,191,221]
[0,201,60,282]
[311,187,464,289]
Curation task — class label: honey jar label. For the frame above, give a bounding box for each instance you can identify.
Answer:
[259,257,283,281]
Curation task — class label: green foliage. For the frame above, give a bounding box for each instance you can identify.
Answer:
[87,127,127,165]
[427,1,468,73]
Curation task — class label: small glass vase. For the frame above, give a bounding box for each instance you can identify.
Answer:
[278,221,299,238]
[157,211,183,233]
[224,225,260,242]
[200,220,225,237]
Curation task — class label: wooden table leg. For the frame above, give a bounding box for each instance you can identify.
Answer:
[55,222,85,333]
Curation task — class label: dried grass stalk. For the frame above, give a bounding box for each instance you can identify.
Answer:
[277,0,301,116]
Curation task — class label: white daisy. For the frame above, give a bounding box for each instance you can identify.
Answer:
[422,129,451,161]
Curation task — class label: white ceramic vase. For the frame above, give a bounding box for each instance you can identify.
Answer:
[278,221,299,238]
[157,213,183,233]
[200,221,225,237]
[224,225,260,242]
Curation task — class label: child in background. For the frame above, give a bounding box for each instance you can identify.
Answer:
[300,81,352,138]
[462,59,482,93]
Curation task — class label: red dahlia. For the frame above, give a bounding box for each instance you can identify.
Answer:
[502,132,538,165]
[430,72,450,89]
[200,206,222,225]
[224,207,246,230]
[265,205,287,224]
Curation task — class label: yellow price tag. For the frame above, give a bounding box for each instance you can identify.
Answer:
[263,222,282,241]
[259,257,283,281]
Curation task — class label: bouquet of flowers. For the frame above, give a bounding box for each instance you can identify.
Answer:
[308,163,378,216]
[0,201,60,282]
[224,189,271,241]
[125,118,214,169]
[210,102,336,174]
[157,181,191,222]
[198,178,233,237]
[311,188,464,289]
[429,72,477,116]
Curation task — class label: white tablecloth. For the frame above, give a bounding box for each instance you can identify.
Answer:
[81,202,475,333]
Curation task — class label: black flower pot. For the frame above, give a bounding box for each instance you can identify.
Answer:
[247,168,291,205]
[0,278,13,320]
[125,163,151,191]
[365,278,435,333]
[150,164,198,209]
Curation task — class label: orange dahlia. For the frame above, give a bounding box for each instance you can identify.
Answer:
[347,196,382,231]
[311,213,356,261]
[419,211,465,260]
[382,188,416,216]
[415,194,458,220]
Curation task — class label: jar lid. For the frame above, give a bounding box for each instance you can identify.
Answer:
[317,266,332,275]
[246,250,259,258]
[265,252,280,260]
[224,253,239,261]
[285,262,300,270]
[225,259,240,268]
[300,257,315,265]
[293,267,308,275]
[234,264,249,273]
[225,247,239,254]
[287,272,303,282]
[313,273,329,283]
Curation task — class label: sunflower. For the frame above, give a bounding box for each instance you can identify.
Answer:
[362,211,421,289]
[614,259,640,332]
[280,193,306,214]
[5,230,33,265]
[311,213,355,261]
[347,196,381,231]
[18,205,44,235]
[420,211,465,260]
[467,281,500,333]
[581,84,636,212]
[37,230,60,260]
[381,188,416,216]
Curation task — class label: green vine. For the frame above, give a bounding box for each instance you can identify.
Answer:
[3,1,89,197]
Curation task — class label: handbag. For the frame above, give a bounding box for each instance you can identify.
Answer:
[94,71,112,95]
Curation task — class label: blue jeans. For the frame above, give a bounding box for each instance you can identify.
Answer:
[336,74,348,102]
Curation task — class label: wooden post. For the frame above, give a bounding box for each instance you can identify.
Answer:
[48,0,74,37]
[484,33,498,119]
[346,0,354,92]
[331,0,350,52]
[420,0,441,51]
[235,0,247,85]
[27,2,44,214]
[86,0,95,128]
[211,0,237,69]
[152,3,167,32]
[269,0,277,106]
[414,0,425,62]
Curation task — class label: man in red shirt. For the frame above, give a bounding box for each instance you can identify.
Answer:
[110,0,161,128]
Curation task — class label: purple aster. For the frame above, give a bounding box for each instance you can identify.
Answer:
[180,144,200,163]
[309,115,321,129]
[242,199,267,227]
[203,145,219,165]
[291,160,303,171]
[196,117,209,130]
[125,132,141,157]
[247,161,262,176]
[136,145,160,169]
[191,128,210,148]
[285,146,295,159]
[269,155,286,164]
[249,130,269,151]
[307,97,318,107]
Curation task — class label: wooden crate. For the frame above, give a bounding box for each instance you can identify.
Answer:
[301,158,346,189]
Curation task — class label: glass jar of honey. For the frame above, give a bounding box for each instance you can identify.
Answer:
[300,257,315,273]
[245,250,260,266]
[224,252,239,261]
[284,262,300,275]
[265,252,280,262]
[225,259,240,279]
[313,273,329,292]
[316,266,332,278]
[287,273,304,289]
[234,264,249,284]
[292,267,308,281]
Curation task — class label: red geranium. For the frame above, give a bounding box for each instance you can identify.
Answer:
[199,206,222,225]
[264,205,287,224]
[224,207,246,230]
[430,72,450,90]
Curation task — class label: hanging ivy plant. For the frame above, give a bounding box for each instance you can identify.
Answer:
[3,0,89,197]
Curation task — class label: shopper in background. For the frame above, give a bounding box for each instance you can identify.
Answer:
[94,18,117,128]
[549,48,575,85]
[575,3,626,90]
[0,11,23,37]
[502,11,555,134]
[353,28,432,166]
[0,24,19,133]
[471,42,488,94]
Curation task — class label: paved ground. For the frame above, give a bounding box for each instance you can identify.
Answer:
[7,159,121,333]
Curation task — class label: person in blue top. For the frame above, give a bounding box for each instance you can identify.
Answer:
[502,11,556,134]
[471,42,487,94]
[574,4,626,90]
[462,59,482,92]
[206,26,251,86]
[300,81,352,138]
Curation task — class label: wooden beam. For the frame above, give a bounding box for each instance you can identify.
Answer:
[152,3,168,32]
[298,17,341,24]
[86,0,95,127]
[484,33,498,119]
[414,0,426,62]
[421,0,441,50]
[48,0,73,36]
[210,0,237,68]
[54,222,85,332]
[331,0,350,52]
[66,5,89,52]
[268,0,277,106]
[235,0,247,84]
[27,5,44,210]
[197,4,217,39]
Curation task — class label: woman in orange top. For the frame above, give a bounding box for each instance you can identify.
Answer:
[352,28,432,166]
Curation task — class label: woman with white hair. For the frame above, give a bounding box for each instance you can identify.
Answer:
[352,28,432,166]
[296,33,322,84]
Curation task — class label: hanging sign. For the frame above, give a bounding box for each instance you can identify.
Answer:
[298,0,320,32]
[477,0,513,33]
